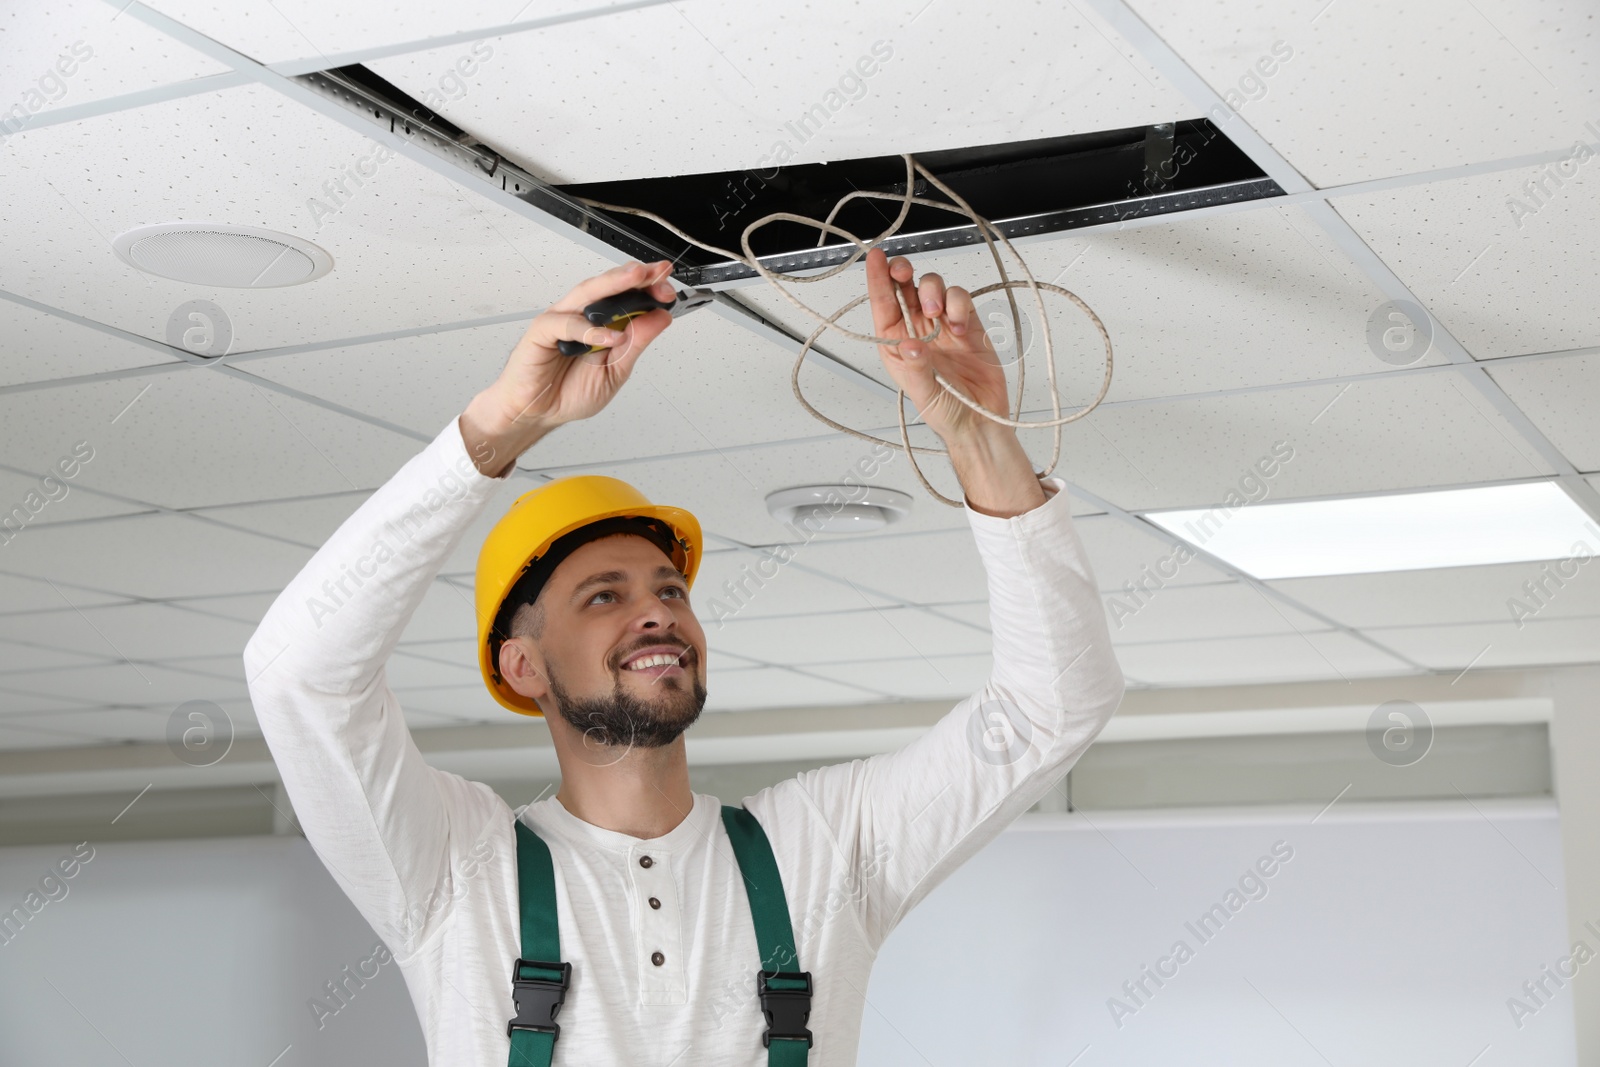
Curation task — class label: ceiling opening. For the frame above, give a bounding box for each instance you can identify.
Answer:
[304,65,1281,287]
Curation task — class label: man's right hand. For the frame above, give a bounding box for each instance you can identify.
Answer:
[460,260,678,476]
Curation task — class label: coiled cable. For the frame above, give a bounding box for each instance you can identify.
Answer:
[576,154,1114,506]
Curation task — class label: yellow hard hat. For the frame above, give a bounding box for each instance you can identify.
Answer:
[474,475,702,716]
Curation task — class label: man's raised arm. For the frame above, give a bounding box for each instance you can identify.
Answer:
[768,250,1126,947]
[242,259,681,948]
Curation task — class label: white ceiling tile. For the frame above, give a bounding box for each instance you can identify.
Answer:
[0,602,259,661]
[702,667,881,712]
[0,300,168,387]
[1368,615,1600,671]
[0,372,424,511]
[806,653,993,701]
[712,607,990,667]
[1,0,227,117]
[390,683,520,723]
[1104,580,1326,644]
[399,580,480,644]
[252,309,895,470]
[0,467,153,528]
[1126,0,1600,185]
[378,0,1191,183]
[0,512,313,600]
[195,491,372,546]
[785,529,989,605]
[0,721,103,749]
[1486,355,1600,470]
[138,0,614,65]
[160,592,282,626]
[386,648,483,690]
[1270,556,1600,629]
[2,706,174,744]
[0,688,100,716]
[0,639,107,673]
[1111,630,1414,687]
[0,83,610,348]
[0,572,131,614]
[1062,373,1553,511]
[691,549,898,624]
[0,661,249,707]
[737,207,1433,408]
[1337,164,1600,360]
[1072,514,1233,589]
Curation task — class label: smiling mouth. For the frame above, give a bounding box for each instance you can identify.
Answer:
[618,646,694,677]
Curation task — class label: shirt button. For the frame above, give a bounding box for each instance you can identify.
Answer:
[651,951,665,966]
[639,855,653,868]
[649,896,661,909]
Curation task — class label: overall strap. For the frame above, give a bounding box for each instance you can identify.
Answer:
[507,819,571,1067]
[721,805,812,1066]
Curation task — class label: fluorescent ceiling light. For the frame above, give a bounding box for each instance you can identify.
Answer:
[1144,482,1600,580]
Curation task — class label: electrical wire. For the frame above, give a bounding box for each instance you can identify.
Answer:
[576,154,1114,507]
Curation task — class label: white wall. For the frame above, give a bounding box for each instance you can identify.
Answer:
[0,799,1574,1066]
[864,800,1575,1066]
[0,835,424,1067]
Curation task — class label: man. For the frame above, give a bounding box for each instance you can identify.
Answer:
[244,250,1125,1065]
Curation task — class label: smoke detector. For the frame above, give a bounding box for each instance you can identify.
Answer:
[112,223,333,287]
[765,485,913,534]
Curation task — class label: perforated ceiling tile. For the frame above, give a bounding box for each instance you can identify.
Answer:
[691,549,899,624]
[0,371,424,511]
[1367,615,1600,671]
[0,300,169,388]
[0,82,609,349]
[712,607,991,667]
[702,666,883,712]
[0,573,130,615]
[0,512,313,600]
[0,0,227,118]
[1102,580,1325,644]
[1486,355,1600,471]
[250,310,899,471]
[0,722,102,749]
[1126,0,1600,186]
[2,706,185,744]
[1111,629,1414,687]
[0,639,107,673]
[137,0,622,66]
[0,661,249,708]
[805,653,994,702]
[0,466,152,529]
[377,0,1191,183]
[0,602,258,661]
[1270,555,1600,630]
[1337,163,1600,360]
[786,529,992,606]
[194,489,372,546]
[732,205,1435,408]
[1072,514,1232,590]
[1057,371,1553,512]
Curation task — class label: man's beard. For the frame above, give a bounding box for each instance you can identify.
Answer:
[547,657,707,749]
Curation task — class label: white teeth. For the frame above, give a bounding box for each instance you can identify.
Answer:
[625,652,682,670]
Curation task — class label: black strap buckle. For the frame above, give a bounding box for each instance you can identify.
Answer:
[757,970,813,1049]
[507,958,571,1040]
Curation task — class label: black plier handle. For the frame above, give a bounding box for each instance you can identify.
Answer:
[556,288,715,356]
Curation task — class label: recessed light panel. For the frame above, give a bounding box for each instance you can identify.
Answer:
[1145,482,1600,579]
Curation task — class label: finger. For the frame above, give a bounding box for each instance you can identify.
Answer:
[865,248,906,337]
[555,260,673,312]
[525,311,631,353]
[592,308,672,372]
[943,285,974,337]
[917,273,946,319]
[890,257,926,336]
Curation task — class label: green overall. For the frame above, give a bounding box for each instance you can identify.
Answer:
[505,805,813,1066]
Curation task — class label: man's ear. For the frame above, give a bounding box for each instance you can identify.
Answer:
[498,637,551,704]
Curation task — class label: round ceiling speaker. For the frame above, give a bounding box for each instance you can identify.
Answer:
[765,485,913,534]
[112,223,333,288]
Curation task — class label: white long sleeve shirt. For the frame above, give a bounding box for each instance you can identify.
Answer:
[243,417,1125,1066]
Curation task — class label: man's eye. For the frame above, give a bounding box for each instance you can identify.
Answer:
[660,586,685,600]
[588,591,617,605]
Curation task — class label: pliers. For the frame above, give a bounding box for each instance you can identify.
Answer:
[557,287,716,356]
